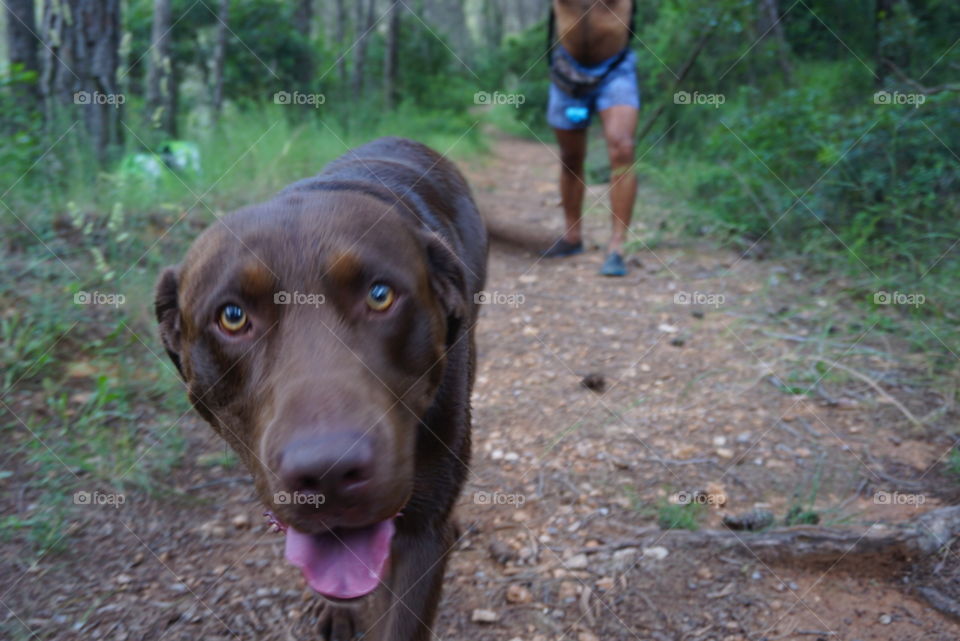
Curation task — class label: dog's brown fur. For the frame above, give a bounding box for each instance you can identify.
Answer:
[155,137,487,640]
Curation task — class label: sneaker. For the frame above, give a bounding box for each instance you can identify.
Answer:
[541,239,584,258]
[599,252,627,277]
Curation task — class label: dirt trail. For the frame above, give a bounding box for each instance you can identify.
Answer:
[4,135,958,641]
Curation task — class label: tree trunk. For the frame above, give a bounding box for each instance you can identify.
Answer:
[384,0,400,109]
[145,0,175,136]
[351,0,375,97]
[482,0,505,51]
[294,0,314,86]
[5,0,41,105]
[874,0,900,85]
[211,0,230,120]
[40,0,123,164]
[334,0,347,87]
[759,0,793,80]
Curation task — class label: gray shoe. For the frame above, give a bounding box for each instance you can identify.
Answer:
[599,252,626,277]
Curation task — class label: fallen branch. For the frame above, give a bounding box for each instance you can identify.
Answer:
[805,357,924,428]
[636,19,721,142]
[882,58,960,95]
[603,506,960,564]
[916,586,960,621]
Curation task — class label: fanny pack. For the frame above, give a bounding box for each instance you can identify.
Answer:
[549,48,630,98]
[547,1,635,98]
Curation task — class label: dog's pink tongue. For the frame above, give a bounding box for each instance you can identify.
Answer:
[284,519,395,600]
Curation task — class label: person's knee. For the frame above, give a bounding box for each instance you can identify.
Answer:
[607,135,635,167]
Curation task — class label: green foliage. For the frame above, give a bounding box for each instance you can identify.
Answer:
[0,64,43,193]
[656,498,703,531]
[946,448,960,479]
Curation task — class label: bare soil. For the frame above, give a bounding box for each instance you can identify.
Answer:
[2,135,958,641]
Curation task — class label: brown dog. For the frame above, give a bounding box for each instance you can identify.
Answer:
[155,137,487,640]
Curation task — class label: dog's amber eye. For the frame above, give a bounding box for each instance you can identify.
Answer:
[219,304,248,333]
[366,283,395,312]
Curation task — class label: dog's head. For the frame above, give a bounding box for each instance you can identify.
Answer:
[155,189,467,600]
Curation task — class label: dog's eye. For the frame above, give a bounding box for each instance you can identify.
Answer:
[366,283,395,312]
[218,304,248,333]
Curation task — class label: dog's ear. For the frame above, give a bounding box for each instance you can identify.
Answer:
[154,266,184,378]
[422,232,468,344]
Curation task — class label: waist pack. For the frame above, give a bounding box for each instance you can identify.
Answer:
[549,48,630,98]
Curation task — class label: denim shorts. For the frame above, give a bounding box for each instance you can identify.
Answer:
[547,46,640,130]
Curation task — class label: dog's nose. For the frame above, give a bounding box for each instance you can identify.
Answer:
[278,433,375,504]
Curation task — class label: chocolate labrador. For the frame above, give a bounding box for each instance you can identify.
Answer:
[155,137,487,640]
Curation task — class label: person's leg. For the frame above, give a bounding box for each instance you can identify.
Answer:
[554,126,588,247]
[599,104,638,255]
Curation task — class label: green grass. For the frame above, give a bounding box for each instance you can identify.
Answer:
[656,499,703,531]
[946,449,960,479]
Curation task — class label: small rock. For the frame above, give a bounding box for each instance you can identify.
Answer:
[488,541,516,565]
[471,609,499,624]
[879,614,892,625]
[506,584,533,604]
[565,554,589,570]
[595,577,615,591]
[642,546,669,560]
[231,513,250,529]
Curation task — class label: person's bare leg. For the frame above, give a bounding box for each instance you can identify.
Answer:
[554,127,588,246]
[599,105,638,254]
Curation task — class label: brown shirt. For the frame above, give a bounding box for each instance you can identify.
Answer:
[553,0,632,66]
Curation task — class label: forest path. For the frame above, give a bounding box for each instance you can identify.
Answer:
[4,134,957,641]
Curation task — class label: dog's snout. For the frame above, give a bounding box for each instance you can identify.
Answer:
[278,432,375,503]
